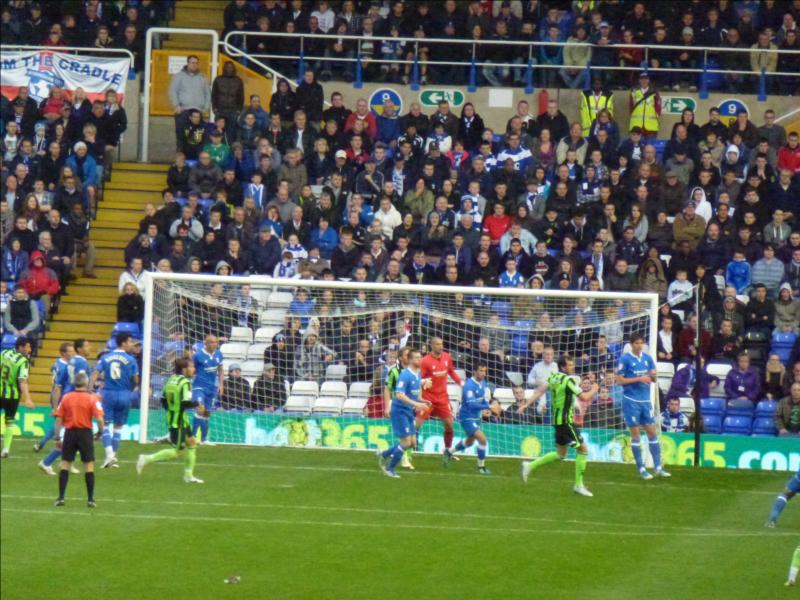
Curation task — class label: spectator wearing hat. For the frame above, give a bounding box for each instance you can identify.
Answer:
[664,145,694,187]
[629,72,661,138]
[775,283,800,335]
[65,141,98,214]
[220,363,251,410]
[672,202,706,251]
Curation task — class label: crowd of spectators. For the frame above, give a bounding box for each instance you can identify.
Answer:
[1,79,129,345]
[219,0,800,93]
[121,45,800,429]
[0,0,172,73]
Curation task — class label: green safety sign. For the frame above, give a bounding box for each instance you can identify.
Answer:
[419,89,465,107]
[661,96,697,114]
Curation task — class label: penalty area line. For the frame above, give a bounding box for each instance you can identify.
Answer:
[1,507,791,538]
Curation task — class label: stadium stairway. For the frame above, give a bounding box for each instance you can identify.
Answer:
[28,162,168,405]
[163,0,227,50]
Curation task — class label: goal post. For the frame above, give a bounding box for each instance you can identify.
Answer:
[139,272,659,462]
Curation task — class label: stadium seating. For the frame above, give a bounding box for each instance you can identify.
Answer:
[254,326,281,344]
[703,415,723,434]
[260,309,287,327]
[752,417,778,437]
[320,381,348,399]
[220,342,248,361]
[771,332,797,365]
[325,364,348,381]
[726,399,755,418]
[723,416,753,435]
[700,398,726,418]
[229,326,254,344]
[756,399,779,418]
[312,396,344,415]
[679,397,695,415]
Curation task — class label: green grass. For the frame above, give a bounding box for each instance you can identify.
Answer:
[1,442,797,599]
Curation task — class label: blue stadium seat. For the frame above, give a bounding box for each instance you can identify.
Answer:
[491,300,512,320]
[113,321,141,339]
[755,399,778,418]
[771,332,797,364]
[726,399,755,418]
[752,417,778,437]
[1,333,18,350]
[650,139,667,161]
[700,397,726,417]
[723,415,752,435]
[703,415,722,433]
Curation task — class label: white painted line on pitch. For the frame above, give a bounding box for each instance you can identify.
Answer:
[2,507,793,538]
[131,459,780,496]
[1,455,783,496]
[2,494,791,536]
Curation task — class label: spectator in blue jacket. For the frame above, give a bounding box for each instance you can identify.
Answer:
[723,352,762,403]
[2,238,29,283]
[250,224,282,275]
[725,249,752,294]
[539,25,565,88]
[309,215,339,259]
[65,141,98,214]
[375,99,401,150]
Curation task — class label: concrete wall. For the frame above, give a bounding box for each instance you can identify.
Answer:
[323,82,800,139]
[130,78,800,164]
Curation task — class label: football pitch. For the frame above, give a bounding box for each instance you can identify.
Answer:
[1,444,797,599]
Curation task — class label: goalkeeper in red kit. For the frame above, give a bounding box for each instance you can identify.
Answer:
[407,337,462,468]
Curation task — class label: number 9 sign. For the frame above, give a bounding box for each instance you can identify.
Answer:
[717,98,749,128]
[369,88,403,115]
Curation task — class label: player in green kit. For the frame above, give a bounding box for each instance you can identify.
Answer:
[136,357,204,483]
[787,544,800,587]
[520,354,598,497]
[1,337,34,458]
[384,346,413,469]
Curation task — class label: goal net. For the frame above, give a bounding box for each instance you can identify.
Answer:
[140,273,658,463]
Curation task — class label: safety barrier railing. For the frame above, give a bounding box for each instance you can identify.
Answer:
[224,30,800,97]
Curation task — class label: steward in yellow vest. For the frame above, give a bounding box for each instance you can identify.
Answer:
[579,78,614,136]
[628,72,661,137]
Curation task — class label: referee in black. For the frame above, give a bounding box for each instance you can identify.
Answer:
[54,372,105,508]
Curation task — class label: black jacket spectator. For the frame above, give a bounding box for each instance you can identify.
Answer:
[295,73,324,122]
[117,290,145,322]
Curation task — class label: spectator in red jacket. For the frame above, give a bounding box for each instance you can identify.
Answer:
[343,98,377,141]
[482,202,513,246]
[18,250,60,319]
[777,131,800,178]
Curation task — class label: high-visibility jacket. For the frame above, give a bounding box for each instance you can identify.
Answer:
[579,90,614,136]
[629,87,660,133]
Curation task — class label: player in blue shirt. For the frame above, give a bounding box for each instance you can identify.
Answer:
[64,338,92,394]
[616,333,670,480]
[34,342,75,471]
[192,334,224,444]
[767,466,800,528]
[445,363,491,475]
[377,349,431,478]
[92,333,139,468]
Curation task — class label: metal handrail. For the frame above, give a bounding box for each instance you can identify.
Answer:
[224,30,800,55]
[223,29,800,77]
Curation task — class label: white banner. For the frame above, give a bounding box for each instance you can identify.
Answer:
[0,50,131,103]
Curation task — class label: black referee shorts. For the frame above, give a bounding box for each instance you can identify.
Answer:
[169,426,194,450]
[554,423,583,448]
[62,429,95,463]
[0,396,20,422]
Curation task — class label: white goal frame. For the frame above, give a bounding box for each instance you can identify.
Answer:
[139,272,659,444]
